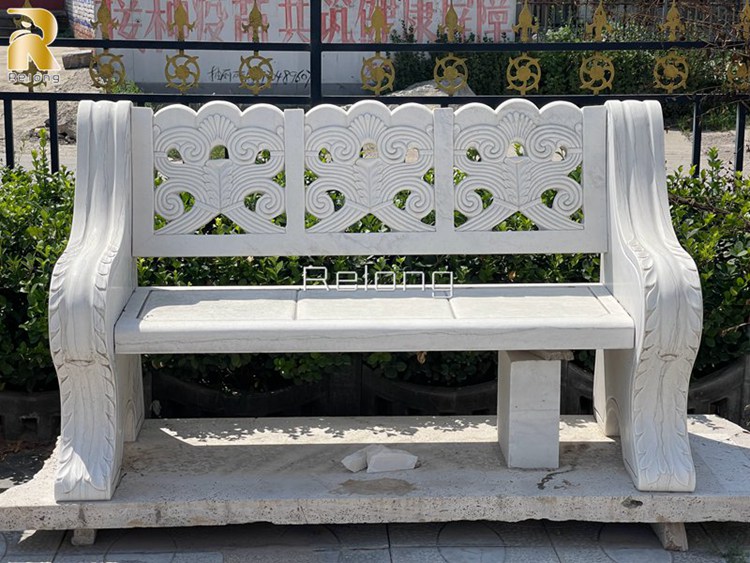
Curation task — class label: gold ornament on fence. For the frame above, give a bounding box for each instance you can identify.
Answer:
[726,53,750,91]
[506,54,541,95]
[434,55,468,95]
[586,0,612,42]
[507,0,540,95]
[736,0,750,42]
[580,1,614,94]
[90,51,126,92]
[580,53,614,94]
[165,0,200,93]
[239,0,274,94]
[90,1,125,93]
[92,0,119,39]
[654,51,688,93]
[512,0,538,43]
[660,0,685,41]
[361,4,395,95]
[434,1,467,95]
[654,1,687,94]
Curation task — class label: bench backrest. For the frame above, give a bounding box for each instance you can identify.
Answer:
[132,99,607,257]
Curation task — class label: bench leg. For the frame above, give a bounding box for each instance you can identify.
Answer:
[124,355,145,443]
[650,522,688,551]
[593,350,619,436]
[54,354,143,501]
[497,351,561,469]
[71,529,97,546]
[593,349,695,492]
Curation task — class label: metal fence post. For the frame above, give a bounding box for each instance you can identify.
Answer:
[310,0,322,105]
[735,101,746,175]
[742,316,750,429]
[3,99,14,169]
[48,100,59,173]
[691,98,702,177]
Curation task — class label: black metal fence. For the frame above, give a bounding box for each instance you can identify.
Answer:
[2,0,750,175]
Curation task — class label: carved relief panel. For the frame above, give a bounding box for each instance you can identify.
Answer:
[453,100,584,232]
[304,102,436,233]
[153,102,286,235]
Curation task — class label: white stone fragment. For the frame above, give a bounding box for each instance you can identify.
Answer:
[341,445,386,472]
[366,448,419,473]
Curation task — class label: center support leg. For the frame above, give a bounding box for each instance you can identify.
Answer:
[497,351,565,469]
[71,529,97,546]
[650,522,688,551]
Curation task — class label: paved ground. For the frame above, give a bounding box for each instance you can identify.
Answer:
[1,520,749,563]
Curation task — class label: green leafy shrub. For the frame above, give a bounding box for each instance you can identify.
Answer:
[0,131,75,391]
[668,149,750,376]
[365,351,496,387]
[389,22,433,91]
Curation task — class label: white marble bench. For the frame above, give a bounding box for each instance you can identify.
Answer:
[49,99,702,503]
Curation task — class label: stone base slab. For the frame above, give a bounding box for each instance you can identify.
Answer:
[0,415,749,532]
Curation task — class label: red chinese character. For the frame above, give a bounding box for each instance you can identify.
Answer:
[477,0,511,41]
[322,5,355,43]
[112,0,143,39]
[484,6,509,40]
[144,0,170,40]
[191,0,228,41]
[279,0,310,42]
[403,0,436,43]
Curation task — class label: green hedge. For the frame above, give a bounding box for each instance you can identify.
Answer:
[0,138,748,392]
[0,132,75,391]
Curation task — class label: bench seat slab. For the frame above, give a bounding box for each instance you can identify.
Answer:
[115,284,634,354]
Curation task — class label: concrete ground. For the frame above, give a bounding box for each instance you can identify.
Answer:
[1,520,749,562]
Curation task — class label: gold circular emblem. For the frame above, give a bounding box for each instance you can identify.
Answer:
[507,54,541,95]
[579,53,614,94]
[654,51,689,94]
[361,54,396,96]
[433,54,468,96]
[239,54,275,95]
[165,53,201,93]
[89,51,126,93]
[726,53,750,92]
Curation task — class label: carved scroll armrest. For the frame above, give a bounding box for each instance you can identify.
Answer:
[603,100,702,359]
[600,100,703,491]
[49,101,136,367]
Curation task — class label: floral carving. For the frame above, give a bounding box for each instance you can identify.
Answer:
[304,103,435,232]
[454,100,584,232]
[153,103,286,235]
